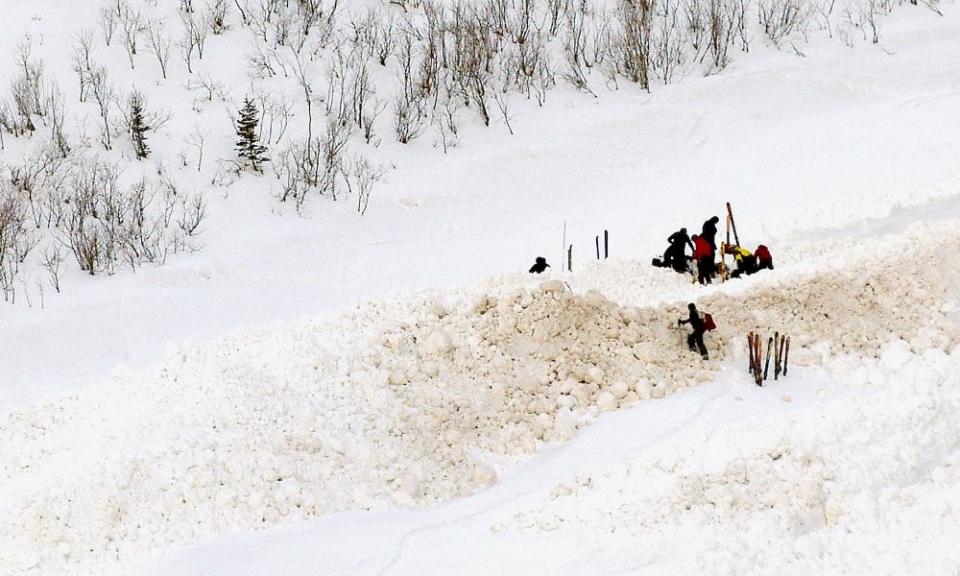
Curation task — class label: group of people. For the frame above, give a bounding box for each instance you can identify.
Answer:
[525,214,776,362]
[655,215,721,284]
[655,216,773,284]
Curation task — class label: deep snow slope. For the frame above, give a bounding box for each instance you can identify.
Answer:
[149,348,960,576]
[2,0,960,410]
[1,219,958,576]
[1,1,960,575]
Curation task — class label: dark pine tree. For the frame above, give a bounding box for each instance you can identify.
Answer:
[235,97,268,173]
[129,91,150,160]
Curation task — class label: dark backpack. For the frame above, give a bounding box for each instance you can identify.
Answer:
[703,313,716,331]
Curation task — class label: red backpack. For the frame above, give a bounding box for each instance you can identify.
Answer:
[703,313,716,331]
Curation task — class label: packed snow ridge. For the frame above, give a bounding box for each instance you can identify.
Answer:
[503,342,960,575]
[0,222,957,575]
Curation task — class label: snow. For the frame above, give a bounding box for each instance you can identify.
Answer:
[1,0,960,574]
[141,346,960,576]
[3,0,960,411]
[1,219,958,575]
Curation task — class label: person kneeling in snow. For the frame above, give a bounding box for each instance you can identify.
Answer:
[678,303,711,360]
[729,244,774,278]
[658,227,694,273]
[529,256,550,274]
[755,244,774,271]
[729,245,757,278]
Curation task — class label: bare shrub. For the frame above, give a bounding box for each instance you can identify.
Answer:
[613,0,654,90]
[759,0,808,44]
[145,19,173,79]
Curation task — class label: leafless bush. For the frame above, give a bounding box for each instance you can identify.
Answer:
[99,5,119,46]
[247,43,288,78]
[340,155,385,215]
[759,0,807,45]
[206,0,230,34]
[145,19,173,79]
[46,84,70,158]
[189,74,229,101]
[450,17,494,126]
[180,10,208,72]
[847,0,882,43]
[186,125,208,171]
[10,39,47,134]
[71,31,96,103]
[177,192,206,238]
[492,89,514,135]
[393,86,427,144]
[274,114,352,209]
[432,89,461,153]
[121,4,144,69]
[704,0,742,69]
[56,157,204,275]
[41,244,65,293]
[254,92,294,145]
[652,3,685,83]
[89,67,116,149]
[612,0,654,90]
[0,185,37,300]
[373,10,397,66]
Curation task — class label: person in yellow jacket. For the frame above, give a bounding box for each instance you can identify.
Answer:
[729,245,758,278]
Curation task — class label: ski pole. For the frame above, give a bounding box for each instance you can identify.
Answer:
[763,337,773,381]
[773,332,780,380]
[777,335,786,379]
[726,202,741,247]
[754,335,763,386]
[783,337,790,376]
[604,230,609,259]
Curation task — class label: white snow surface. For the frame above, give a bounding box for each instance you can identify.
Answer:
[2,1,960,575]
[3,0,960,411]
[1,220,958,576]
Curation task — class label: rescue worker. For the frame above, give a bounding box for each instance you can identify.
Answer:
[701,216,720,252]
[529,256,550,274]
[729,245,758,278]
[663,227,695,273]
[692,234,713,285]
[678,303,709,360]
[755,244,774,271]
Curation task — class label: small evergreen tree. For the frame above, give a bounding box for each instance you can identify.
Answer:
[129,91,151,160]
[235,98,268,173]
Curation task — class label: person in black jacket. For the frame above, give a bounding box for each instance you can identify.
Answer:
[529,256,550,274]
[662,228,694,273]
[701,216,720,253]
[678,303,709,360]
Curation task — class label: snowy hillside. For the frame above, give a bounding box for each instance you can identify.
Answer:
[2,0,960,574]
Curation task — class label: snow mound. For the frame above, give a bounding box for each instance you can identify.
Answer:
[502,344,960,574]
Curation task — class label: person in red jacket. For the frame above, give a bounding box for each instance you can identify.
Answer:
[692,234,713,285]
[755,244,774,271]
